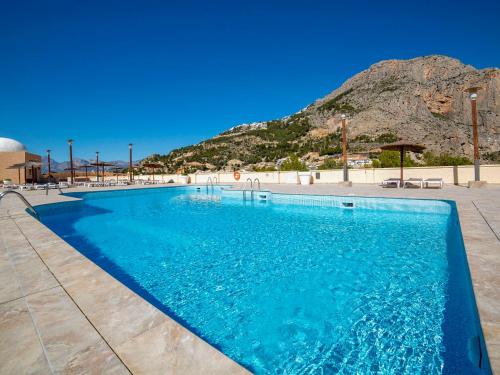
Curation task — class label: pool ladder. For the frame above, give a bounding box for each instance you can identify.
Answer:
[206,177,217,194]
[0,190,40,220]
[243,178,261,201]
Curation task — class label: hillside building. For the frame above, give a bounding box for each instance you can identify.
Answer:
[0,137,42,184]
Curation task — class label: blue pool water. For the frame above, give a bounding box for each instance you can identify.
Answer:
[37,187,490,374]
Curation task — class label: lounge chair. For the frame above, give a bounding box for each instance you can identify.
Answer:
[424,178,444,189]
[2,179,17,189]
[403,178,423,188]
[19,184,34,191]
[382,178,401,188]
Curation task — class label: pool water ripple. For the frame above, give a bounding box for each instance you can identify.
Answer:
[36,187,488,374]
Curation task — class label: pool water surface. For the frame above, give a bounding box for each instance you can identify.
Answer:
[37,187,490,374]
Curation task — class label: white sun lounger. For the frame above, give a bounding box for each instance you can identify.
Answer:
[403,178,424,188]
[2,180,18,189]
[19,184,34,191]
[382,178,401,188]
[424,178,444,189]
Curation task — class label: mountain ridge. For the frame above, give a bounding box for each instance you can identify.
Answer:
[147,55,499,172]
[41,157,131,173]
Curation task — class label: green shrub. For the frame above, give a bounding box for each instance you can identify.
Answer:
[379,150,415,168]
[317,89,357,113]
[430,112,448,120]
[318,158,343,170]
[375,133,398,143]
[280,154,308,171]
[423,152,472,166]
[484,151,500,162]
[353,134,372,143]
[254,166,276,172]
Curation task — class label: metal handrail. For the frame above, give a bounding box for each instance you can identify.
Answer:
[206,177,214,194]
[45,184,65,196]
[0,190,40,220]
[253,178,261,192]
[243,178,253,201]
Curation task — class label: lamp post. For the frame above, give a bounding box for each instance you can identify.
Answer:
[46,149,51,181]
[470,91,480,181]
[129,143,133,182]
[465,87,486,187]
[341,114,349,183]
[67,139,74,185]
[96,151,100,182]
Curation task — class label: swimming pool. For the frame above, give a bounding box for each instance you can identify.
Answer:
[36,186,490,374]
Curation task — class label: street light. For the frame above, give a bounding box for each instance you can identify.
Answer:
[341,114,349,183]
[465,87,485,187]
[470,91,479,180]
[129,144,133,182]
[67,139,74,185]
[95,151,100,182]
[46,149,51,181]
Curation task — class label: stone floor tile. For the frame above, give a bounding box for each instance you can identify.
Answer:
[26,286,130,374]
[0,299,51,374]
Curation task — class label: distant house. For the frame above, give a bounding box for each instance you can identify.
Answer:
[0,138,42,184]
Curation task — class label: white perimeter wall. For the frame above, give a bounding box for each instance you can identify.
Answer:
[130,164,500,185]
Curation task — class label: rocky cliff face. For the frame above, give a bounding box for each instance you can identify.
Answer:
[150,55,499,172]
[309,55,499,158]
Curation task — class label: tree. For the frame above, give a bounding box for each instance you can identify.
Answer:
[280,154,308,171]
[318,158,342,170]
[379,150,415,168]
[422,152,472,166]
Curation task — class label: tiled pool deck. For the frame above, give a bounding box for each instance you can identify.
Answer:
[0,183,499,374]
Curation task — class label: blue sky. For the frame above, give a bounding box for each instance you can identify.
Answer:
[1,0,499,161]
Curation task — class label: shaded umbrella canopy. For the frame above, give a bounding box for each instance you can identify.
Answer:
[8,161,42,169]
[77,164,92,170]
[7,161,41,184]
[89,161,116,180]
[77,164,93,177]
[380,142,426,183]
[380,142,426,153]
[142,162,164,181]
[89,161,116,167]
[110,167,125,181]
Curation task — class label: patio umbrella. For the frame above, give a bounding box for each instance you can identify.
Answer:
[110,167,124,182]
[380,142,426,183]
[142,162,163,182]
[8,161,42,184]
[7,162,27,184]
[77,164,93,178]
[89,162,115,181]
[63,166,80,184]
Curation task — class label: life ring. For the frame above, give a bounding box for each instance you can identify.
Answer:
[233,171,241,181]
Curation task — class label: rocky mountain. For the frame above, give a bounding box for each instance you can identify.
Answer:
[149,55,499,172]
[41,157,130,173]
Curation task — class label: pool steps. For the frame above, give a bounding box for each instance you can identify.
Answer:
[218,187,452,214]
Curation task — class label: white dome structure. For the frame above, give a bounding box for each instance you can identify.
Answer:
[0,137,27,152]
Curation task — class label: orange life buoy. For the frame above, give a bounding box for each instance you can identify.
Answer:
[233,171,241,181]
